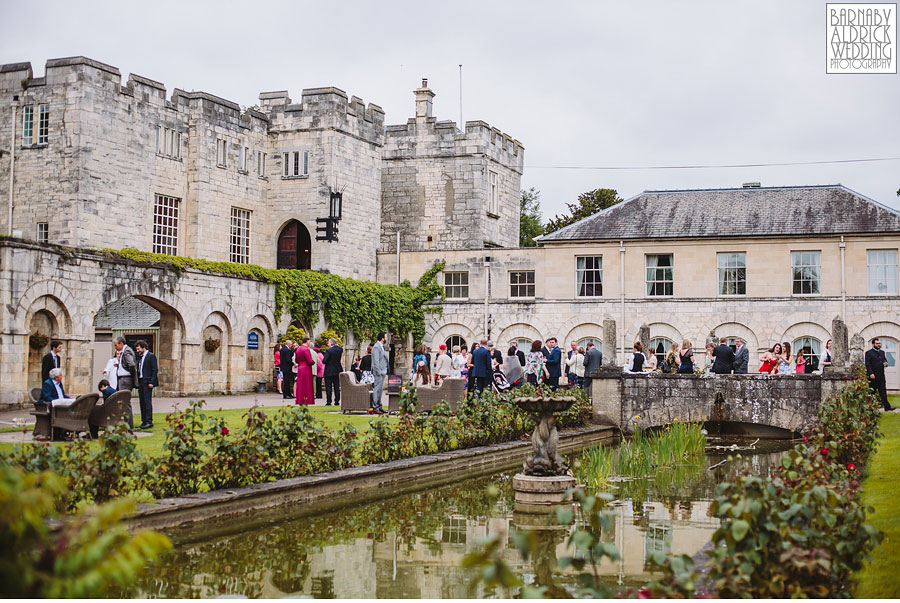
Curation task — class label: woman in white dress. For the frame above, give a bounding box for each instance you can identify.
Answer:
[102,349,122,390]
[450,345,464,378]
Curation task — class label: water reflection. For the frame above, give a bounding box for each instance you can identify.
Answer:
[125,443,791,598]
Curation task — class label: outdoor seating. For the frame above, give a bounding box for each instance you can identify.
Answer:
[417,377,466,412]
[339,371,371,413]
[88,390,133,438]
[50,392,100,439]
[29,387,51,439]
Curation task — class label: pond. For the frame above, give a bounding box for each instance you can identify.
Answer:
[123,439,793,598]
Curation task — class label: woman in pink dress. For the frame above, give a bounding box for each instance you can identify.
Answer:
[294,337,315,405]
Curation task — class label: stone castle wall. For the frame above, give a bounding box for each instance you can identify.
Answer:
[380,85,524,253]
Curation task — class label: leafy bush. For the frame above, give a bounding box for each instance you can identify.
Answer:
[0,464,170,597]
[277,325,306,346]
[314,328,344,348]
[146,400,207,498]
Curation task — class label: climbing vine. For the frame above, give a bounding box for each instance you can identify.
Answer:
[96,247,444,344]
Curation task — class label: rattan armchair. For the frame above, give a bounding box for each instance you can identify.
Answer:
[29,387,51,439]
[417,377,466,412]
[339,371,372,413]
[51,392,99,439]
[89,390,133,437]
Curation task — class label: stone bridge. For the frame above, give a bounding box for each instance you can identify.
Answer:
[0,239,280,406]
[589,369,848,437]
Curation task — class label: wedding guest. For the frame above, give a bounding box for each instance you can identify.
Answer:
[629,342,646,373]
[566,346,586,387]
[677,339,695,374]
[413,360,432,387]
[776,341,792,374]
[41,340,63,382]
[97,379,117,401]
[525,340,546,385]
[759,343,781,374]
[102,348,122,390]
[294,337,315,405]
[433,344,452,385]
[503,346,525,387]
[821,339,833,373]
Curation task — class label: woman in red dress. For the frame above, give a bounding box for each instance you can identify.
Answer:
[294,337,315,405]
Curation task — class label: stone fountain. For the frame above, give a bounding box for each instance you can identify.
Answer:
[512,394,578,505]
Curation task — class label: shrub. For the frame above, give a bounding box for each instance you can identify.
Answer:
[0,464,170,597]
[314,328,344,348]
[146,400,207,498]
[277,325,306,346]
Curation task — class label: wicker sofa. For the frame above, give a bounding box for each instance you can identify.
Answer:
[51,392,100,439]
[416,377,466,412]
[89,390,133,437]
[339,371,372,413]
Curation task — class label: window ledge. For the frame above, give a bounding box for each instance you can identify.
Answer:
[282,175,309,180]
[216,163,226,169]
[486,211,500,219]
[258,175,268,181]
[576,295,604,299]
[156,153,183,162]
[791,294,822,298]
[510,297,536,302]
[238,169,249,175]
[445,297,469,302]
[20,143,48,149]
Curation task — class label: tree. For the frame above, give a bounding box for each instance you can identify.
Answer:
[519,187,545,247]
[544,188,624,234]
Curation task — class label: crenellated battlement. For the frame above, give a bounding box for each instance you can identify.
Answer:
[264,85,385,146]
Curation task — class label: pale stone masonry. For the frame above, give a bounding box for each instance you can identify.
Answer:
[380,79,524,252]
[0,58,521,282]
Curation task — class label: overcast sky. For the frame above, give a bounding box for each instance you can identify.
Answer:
[1,0,898,221]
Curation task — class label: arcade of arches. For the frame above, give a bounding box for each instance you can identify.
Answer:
[0,240,280,406]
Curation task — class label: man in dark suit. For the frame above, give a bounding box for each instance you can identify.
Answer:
[582,342,603,393]
[39,367,66,403]
[545,337,562,389]
[866,337,893,411]
[512,341,526,366]
[134,340,158,429]
[280,340,295,399]
[322,338,344,406]
[471,338,493,393]
[41,340,63,382]
[711,337,735,374]
[487,341,503,367]
[733,338,750,374]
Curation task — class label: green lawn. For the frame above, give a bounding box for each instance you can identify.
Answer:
[0,404,393,460]
[856,398,900,598]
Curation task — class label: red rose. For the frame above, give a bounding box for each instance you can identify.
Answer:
[848,463,856,470]
[803,436,809,441]
[221,427,229,436]
[821,448,828,456]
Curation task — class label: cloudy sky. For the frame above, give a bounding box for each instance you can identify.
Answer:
[1,0,898,221]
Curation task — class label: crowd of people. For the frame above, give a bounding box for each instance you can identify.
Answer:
[274,337,345,407]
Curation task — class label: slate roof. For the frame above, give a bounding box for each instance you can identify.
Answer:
[537,185,900,243]
[94,297,160,329]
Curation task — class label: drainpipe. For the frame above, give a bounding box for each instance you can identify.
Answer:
[7,104,15,236]
[840,236,846,321]
[619,240,625,365]
[483,256,491,337]
[395,231,400,286]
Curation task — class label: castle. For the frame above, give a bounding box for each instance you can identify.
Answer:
[0,57,524,281]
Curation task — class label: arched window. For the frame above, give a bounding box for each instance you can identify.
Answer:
[514,338,534,353]
[792,337,821,372]
[649,337,674,365]
[577,337,601,351]
[445,335,467,352]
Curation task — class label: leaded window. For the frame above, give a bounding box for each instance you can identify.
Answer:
[230,207,251,264]
[152,194,180,255]
[22,106,33,145]
[37,104,49,144]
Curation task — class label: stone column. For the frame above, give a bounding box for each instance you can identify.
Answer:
[639,324,650,359]
[849,333,865,367]
[831,315,849,368]
[602,317,617,366]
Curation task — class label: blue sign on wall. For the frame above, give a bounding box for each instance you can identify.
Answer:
[247,332,259,350]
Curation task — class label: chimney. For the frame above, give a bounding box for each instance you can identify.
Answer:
[414,78,435,118]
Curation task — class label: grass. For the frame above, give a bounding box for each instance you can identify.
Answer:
[576,420,706,489]
[856,404,900,598]
[0,404,394,461]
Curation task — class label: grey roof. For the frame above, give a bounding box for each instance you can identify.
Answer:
[94,297,160,329]
[537,185,900,243]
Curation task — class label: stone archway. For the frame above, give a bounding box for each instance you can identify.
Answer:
[27,309,59,390]
[277,219,312,270]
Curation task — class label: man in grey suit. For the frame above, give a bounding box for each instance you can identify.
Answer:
[371,331,388,414]
[733,338,750,374]
[582,342,603,394]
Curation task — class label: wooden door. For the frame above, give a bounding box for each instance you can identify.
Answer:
[277,220,311,270]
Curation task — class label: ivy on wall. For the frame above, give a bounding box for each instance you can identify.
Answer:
[97,248,445,344]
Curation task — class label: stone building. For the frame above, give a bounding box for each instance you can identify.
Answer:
[0,56,522,405]
[0,57,522,280]
[380,184,900,390]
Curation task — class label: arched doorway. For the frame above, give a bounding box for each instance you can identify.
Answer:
[27,309,59,390]
[277,220,311,270]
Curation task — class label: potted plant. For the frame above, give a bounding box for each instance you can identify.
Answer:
[204,338,221,353]
[29,332,50,350]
